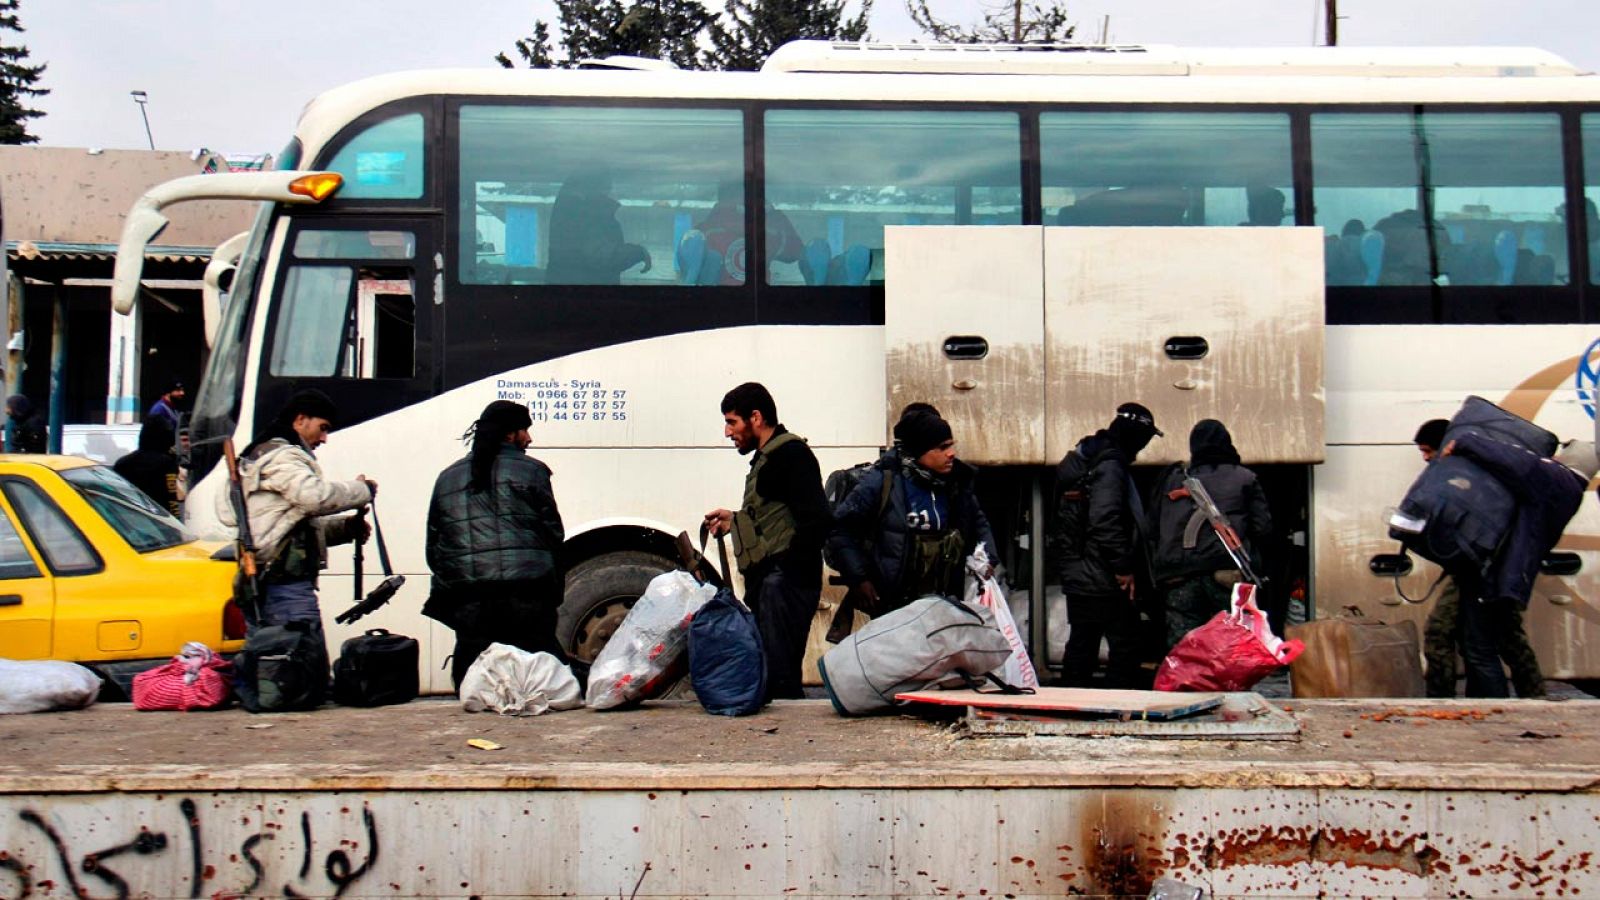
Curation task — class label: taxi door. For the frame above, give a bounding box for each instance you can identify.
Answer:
[0,486,53,658]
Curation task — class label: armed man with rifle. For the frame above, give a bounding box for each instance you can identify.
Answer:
[1148,419,1273,651]
[217,389,375,647]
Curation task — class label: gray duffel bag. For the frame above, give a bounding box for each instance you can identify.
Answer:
[817,594,1014,716]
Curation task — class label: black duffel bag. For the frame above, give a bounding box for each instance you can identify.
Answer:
[332,628,419,707]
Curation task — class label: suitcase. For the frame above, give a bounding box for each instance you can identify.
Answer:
[1286,615,1424,698]
[332,628,419,707]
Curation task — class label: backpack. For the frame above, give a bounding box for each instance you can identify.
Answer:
[234,621,328,713]
[816,594,1012,716]
[332,629,420,707]
[822,461,895,571]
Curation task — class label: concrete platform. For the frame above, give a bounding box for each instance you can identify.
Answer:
[2,697,1599,898]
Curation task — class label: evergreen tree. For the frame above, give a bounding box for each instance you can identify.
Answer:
[0,0,47,144]
[497,0,715,70]
[906,0,1074,44]
[704,0,871,72]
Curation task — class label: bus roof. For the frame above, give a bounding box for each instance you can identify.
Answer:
[293,43,1600,163]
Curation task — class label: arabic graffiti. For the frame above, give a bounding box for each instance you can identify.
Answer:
[3,797,378,899]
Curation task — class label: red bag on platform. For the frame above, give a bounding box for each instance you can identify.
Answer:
[132,642,235,711]
[1154,583,1304,692]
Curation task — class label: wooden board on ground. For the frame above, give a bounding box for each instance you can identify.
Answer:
[895,687,1225,721]
[964,692,1301,741]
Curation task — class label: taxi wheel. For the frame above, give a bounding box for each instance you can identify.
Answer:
[559,550,674,664]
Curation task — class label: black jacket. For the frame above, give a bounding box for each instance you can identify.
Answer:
[1149,462,1272,582]
[746,427,830,587]
[827,452,997,609]
[113,448,180,517]
[1049,433,1141,600]
[426,446,564,589]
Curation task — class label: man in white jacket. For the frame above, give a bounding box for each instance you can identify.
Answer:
[220,389,375,634]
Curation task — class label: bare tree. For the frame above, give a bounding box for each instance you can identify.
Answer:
[905,0,1075,44]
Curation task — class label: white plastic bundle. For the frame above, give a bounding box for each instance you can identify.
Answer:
[0,659,102,714]
[585,570,715,710]
[459,644,583,716]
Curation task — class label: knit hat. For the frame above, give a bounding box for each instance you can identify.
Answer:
[894,411,954,459]
[280,388,337,425]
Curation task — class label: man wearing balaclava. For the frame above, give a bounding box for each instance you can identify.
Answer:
[828,409,998,619]
[1149,420,1273,651]
[424,400,568,692]
[1050,402,1161,688]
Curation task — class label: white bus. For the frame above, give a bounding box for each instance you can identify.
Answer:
[116,42,1600,694]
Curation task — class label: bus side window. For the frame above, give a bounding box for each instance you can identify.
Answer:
[763,108,1023,287]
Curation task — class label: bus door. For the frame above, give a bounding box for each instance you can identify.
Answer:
[255,218,440,430]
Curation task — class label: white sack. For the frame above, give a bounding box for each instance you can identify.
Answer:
[0,659,102,714]
[459,644,583,716]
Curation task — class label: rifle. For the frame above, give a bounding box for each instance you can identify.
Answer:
[1180,473,1264,587]
[222,438,260,621]
[335,500,405,625]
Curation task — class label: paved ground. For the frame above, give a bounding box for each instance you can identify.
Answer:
[6,695,1600,785]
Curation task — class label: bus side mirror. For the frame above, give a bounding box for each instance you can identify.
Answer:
[1369,553,1413,577]
[1540,552,1582,577]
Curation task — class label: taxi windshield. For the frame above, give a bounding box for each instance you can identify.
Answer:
[61,466,194,553]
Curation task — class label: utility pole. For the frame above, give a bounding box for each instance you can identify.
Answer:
[1324,0,1339,47]
[130,90,154,150]
[1013,0,1021,43]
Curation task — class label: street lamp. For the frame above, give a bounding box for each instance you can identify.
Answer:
[130,90,154,150]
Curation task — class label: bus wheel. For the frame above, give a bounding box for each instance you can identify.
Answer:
[560,550,675,664]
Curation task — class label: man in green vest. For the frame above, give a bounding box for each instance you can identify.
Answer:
[704,382,830,700]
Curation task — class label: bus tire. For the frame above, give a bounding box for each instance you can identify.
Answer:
[559,550,675,664]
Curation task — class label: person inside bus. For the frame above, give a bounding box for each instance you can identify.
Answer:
[1050,402,1162,688]
[827,409,998,622]
[703,383,829,702]
[1241,185,1287,227]
[423,400,571,693]
[692,180,805,285]
[227,389,374,643]
[545,166,651,285]
[1148,419,1272,651]
[1412,418,1545,699]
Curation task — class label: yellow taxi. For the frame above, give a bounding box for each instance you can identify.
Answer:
[0,455,243,696]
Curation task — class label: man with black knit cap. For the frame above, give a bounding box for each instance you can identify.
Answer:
[220,389,375,640]
[705,382,829,701]
[425,400,568,691]
[828,409,998,619]
[1050,402,1162,688]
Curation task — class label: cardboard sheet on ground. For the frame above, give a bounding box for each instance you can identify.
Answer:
[895,686,1225,721]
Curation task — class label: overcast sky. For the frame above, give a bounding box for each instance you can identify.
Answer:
[19,0,1600,154]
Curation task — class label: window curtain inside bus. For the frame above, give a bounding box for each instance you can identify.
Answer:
[457,105,745,287]
[763,109,1022,287]
[1310,112,1565,288]
[1039,111,1292,229]
[1582,114,1600,286]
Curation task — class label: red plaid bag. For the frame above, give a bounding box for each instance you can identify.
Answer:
[1154,583,1304,693]
[132,642,235,711]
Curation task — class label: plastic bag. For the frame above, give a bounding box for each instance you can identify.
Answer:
[688,586,766,716]
[963,547,1038,689]
[133,642,234,711]
[1154,582,1304,692]
[460,644,583,716]
[0,659,101,714]
[585,570,716,710]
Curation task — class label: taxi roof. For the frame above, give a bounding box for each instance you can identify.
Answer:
[0,454,99,472]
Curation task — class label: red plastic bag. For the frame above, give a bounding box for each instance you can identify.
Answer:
[1153,583,1304,692]
[132,642,234,711]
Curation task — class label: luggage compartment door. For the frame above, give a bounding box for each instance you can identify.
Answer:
[1043,227,1326,465]
[883,226,1044,465]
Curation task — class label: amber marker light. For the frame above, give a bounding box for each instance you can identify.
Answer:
[288,172,344,201]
